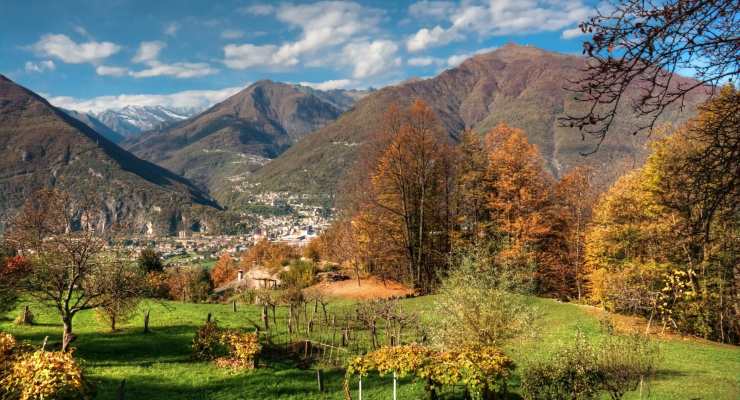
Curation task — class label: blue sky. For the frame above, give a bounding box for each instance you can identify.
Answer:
[1,0,597,112]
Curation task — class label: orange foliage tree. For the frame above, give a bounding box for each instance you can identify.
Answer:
[359,100,455,292]
[210,254,238,288]
[239,239,297,272]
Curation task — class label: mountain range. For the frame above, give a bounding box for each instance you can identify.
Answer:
[0,74,224,235]
[0,44,706,232]
[122,81,370,200]
[244,44,707,201]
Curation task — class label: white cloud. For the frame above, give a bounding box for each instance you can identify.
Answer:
[407,56,443,67]
[164,22,180,36]
[129,62,217,79]
[299,79,354,91]
[220,30,245,40]
[240,4,275,15]
[133,41,166,64]
[95,65,128,77]
[32,34,120,64]
[24,60,55,73]
[73,25,93,39]
[129,40,216,78]
[223,43,284,69]
[48,86,243,114]
[223,1,384,73]
[407,26,461,52]
[408,1,456,20]
[407,0,593,52]
[342,40,400,79]
[561,27,586,39]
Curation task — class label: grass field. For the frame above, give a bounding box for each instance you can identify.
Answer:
[1,296,738,400]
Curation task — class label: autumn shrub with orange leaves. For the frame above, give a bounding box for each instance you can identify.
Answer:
[191,320,261,370]
[344,344,514,400]
[0,332,94,400]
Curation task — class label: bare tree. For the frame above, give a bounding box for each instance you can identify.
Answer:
[5,189,141,351]
[563,0,738,147]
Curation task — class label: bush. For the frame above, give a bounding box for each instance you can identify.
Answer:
[521,329,660,400]
[279,259,317,289]
[168,266,212,302]
[346,344,514,400]
[192,320,227,361]
[431,250,538,348]
[191,321,262,370]
[216,332,261,370]
[0,333,94,400]
[521,332,601,400]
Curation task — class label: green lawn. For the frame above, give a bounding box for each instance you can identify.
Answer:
[1,296,738,400]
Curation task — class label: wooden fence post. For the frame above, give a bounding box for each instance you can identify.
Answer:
[393,371,397,400]
[316,369,324,392]
[143,310,150,334]
[117,379,126,400]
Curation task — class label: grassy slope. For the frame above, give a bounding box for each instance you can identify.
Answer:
[1,296,737,400]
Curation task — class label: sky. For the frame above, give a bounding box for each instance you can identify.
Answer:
[1,0,598,113]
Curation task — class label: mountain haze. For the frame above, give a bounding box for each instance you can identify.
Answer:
[0,74,222,234]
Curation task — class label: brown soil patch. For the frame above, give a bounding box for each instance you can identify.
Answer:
[306,276,414,300]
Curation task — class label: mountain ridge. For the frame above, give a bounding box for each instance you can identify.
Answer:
[245,44,707,199]
[123,80,369,200]
[0,74,224,234]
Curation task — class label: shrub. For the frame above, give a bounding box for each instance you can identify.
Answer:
[521,332,601,400]
[216,332,261,370]
[138,247,163,273]
[431,251,538,348]
[144,271,171,299]
[345,344,514,400]
[191,321,262,370]
[521,330,660,400]
[279,259,317,289]
[191,320,227,361]
[168,267,212,302]
[1,345,94,400]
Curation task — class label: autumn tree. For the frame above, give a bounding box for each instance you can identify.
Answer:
[0,251,30,313]
[452,129,492,249]
[482,123,557,292]
[239,239,297,272]
[95,258,145,331]
[361,100,455,291]
[586,92,739,342]
[547,167,596,299]
[137,247,163,273]
[210,254,238,288]
[4,189,143,351]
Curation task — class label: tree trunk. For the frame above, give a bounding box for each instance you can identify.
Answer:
[62,315,74,352]
[111,314,117,332]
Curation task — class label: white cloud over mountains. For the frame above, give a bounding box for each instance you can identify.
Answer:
[299,79,354,90]
[32,34,120,63]
[406,0,592,52]
[223,1,397,80]
[49,86,243,114]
